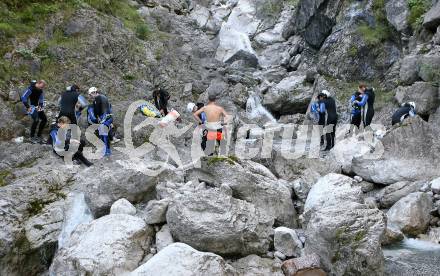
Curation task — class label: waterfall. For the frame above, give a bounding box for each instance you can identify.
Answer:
[58,192,93,249]
[246,94,276,123]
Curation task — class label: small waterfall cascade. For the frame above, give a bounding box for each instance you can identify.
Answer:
[57,192,93,249]
[246,93,276,123]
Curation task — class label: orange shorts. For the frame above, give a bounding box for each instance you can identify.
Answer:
[207,130,223,141]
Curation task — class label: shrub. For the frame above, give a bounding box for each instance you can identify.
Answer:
[408,0,430,30]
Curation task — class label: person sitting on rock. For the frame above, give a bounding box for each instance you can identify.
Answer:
[87,87,114,156]
[21,80,48,144]
[153,85,170,116]
[319,90,338,151]
[392,102,417,126]
[58,84,88,125]
[48,116,93,167]
[193,92,230,156]
[188,102,208,151]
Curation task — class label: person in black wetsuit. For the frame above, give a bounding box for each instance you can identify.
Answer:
[319,90,338,151]
[356,84,375,127]
[58,84,86,124]
[48,116,92,167]
[21,80,47,143]
[392,102,417,126]
[87,87,113,156]
[153,86,170,116]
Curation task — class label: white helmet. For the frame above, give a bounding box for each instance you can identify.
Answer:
[322,90,330,97]
[408,102,416,109]
[88,87,98,95]
[187,102,196,113]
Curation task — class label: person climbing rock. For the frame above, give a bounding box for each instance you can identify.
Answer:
[188,102,208,150]
[350,91,363,129]
[87,87,114,156]
[153,85,170,116]
[392,102,417,126]
[21,80,48,144]
[58,84,88,124]
[48,116,93,167]
[193,92,230,156]
[356,84,375,127]
[319,90,338,151]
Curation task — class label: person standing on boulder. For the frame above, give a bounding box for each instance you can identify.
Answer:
[356,84,375,127]
[87,87,113,156]
[21,80,48,144]
[153,85,170,116]
[319,90,338,151]
[58,84,88,124]
[193,92,230,156]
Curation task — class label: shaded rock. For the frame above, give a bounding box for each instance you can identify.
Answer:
[110,198,136,215]
[394,82,440,116]
[418,55,440,83]
[399,55,420,85]
[166,187,273,256]
[281,253,326,276]
[263,74,314,115]
[0,97,25,140]
[231,255,284,276]
[377,181,424,208]
[129,243,235,276]
[387,192,433,236]
[155,224,174,252]
[50,214,153,276]
[274,227,303,257]
[423,1,440,30]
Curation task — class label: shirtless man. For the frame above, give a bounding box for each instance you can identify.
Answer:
[193,92,230,155]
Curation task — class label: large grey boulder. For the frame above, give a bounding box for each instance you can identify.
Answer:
[353,117,440,184]
[329,132,383,174]
[166,187,274,256]
[263,74,314,115]
[423,1,440,30]
[399,55,420,85]
[385,0,410,32]
[304,174,386,275]
[129,243,236,276]
[156,224,174,252]
[387,192,433,236]
[303,173,362,224]
[139,199,170,224]
[0,97,25,140]
[50,214,153,276]
[377,181,424,208]
[196,158,298,228]
[231,254,284,276]
[394,82,440,116]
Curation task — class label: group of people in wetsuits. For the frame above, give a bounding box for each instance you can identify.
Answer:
[311,83,418,151]
[21,80,118,166]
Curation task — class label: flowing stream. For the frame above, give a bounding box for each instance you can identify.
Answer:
[246,94,276,123]
[383,238,440,276]
[57,192,93,249]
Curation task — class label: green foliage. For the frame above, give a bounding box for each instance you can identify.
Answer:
[0,170,12,187]
[285,0,299,8]
[207,156,238,166]
[85,0,150,40]
[348,45,358,57]
[123,74,136,81]
[408,0,430,29]
[357,23,392,46]
[356,0,393,46]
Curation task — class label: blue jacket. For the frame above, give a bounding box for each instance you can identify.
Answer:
[21,85,44,109]
[350,95,362,115]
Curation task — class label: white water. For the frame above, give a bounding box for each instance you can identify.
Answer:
[246,94,276,123]
[400,238,440,251]
[58,192,93,249]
